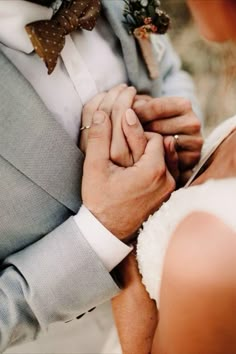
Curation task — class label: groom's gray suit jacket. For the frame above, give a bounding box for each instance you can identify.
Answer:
[0,0,200,351]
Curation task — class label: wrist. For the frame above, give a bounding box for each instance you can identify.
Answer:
[86,206,137,242]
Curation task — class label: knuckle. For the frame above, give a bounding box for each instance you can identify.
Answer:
[191,119,201,133]
[127,86,137,96]
[147,121,160,132]
[151,98,165,115]
[198,136,204,148]
[192,150,201,161]
[149,162,167,185]
[181,156,192,168]
[99,103,109,114]
[149,167,175,201]
[181,151,201,168]
[179,98,192,112]
[186,116,201,134]
[155,132,164,143]
[150,131,163,144]
[110,146,131,166]
[82,103,94,118]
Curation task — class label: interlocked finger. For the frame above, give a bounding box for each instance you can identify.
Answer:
[173,134,203,152]
[122,109,147,163]
[80,92,106,152]
[164,135,179,182]
[82,92,106,126]
[178,150,201,171]
[110,86,137,167]
[145,115,201,135]
[98,84,128,116]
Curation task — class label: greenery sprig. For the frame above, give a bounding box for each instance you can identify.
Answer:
[123,0,170,38]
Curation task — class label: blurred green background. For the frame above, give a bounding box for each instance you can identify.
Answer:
[162,0,236,133]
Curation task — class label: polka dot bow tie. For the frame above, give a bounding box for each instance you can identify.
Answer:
[25,0,101,74]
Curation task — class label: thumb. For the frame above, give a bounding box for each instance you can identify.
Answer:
[85,111,112,169]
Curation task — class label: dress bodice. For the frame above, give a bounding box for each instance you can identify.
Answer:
[137,115,236,307]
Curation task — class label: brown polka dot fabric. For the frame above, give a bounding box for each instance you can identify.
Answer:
[25,0,101,74]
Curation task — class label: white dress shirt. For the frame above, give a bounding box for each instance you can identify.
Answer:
[0,0,132,272]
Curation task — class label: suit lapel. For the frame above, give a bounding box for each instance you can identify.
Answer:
[102,0,139,83]
[0,4,162,215]
[0,50,83,214]
[102,0,161,95]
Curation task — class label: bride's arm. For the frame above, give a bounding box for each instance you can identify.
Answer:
[112,249,158,354]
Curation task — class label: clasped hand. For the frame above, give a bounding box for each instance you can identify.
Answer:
[80,85,202,241]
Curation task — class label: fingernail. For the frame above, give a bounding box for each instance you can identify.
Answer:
[93,111,105,124]
[120,83,127,87]
[126,109,137,126]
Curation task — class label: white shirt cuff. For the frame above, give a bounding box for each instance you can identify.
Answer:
[73,205,132,272]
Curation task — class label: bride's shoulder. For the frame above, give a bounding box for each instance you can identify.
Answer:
[143,177,236,235]
[137,178,236,303]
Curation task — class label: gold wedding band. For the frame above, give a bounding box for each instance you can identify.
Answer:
[80,125,91,131]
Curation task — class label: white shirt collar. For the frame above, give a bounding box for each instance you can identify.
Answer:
[0,0,53,53]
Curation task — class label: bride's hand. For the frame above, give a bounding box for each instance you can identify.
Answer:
[80,88,182,184]
[133,95,180,182]
[80,84,148,167]
[133,96,203,185]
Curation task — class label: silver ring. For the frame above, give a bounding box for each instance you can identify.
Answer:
[80,125,91,131]
[173,134,180,149]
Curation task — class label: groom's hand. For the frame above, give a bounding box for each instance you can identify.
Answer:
[133,96,203,183]
[82,111,175,241]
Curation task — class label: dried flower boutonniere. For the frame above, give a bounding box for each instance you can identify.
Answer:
[123,0,170,79]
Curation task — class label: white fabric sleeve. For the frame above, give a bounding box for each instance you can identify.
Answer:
[2,217,119,351]
[74,205,132,272]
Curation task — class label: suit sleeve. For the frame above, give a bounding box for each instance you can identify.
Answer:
[0,217,119,351]
[159,35,204,124]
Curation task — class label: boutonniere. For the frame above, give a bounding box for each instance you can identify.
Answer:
[123,0,170,79]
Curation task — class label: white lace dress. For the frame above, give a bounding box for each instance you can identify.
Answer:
[137,115,236,308]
